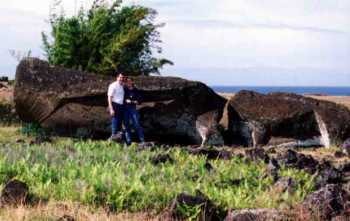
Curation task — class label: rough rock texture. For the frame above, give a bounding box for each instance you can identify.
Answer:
[14,58,226,145]
[342,138,350,156]
[169,191,222,221]
[0,180,29,206]
[276,149,319,174]
[302,184,350,221]
[225,208,284,221]
[227,90,350,147]
[244,148,270,163]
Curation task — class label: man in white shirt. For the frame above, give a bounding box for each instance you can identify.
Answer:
[108,73,125,141]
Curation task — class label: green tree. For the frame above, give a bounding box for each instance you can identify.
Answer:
[42,0,173,76]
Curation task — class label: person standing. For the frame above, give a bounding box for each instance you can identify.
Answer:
[123,78,145,144]
[107,73,125,141]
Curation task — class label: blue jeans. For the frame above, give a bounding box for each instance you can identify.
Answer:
[111,102,124,136]
[124,105,145,144]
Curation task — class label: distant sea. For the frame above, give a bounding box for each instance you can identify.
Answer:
[211,86,350,96]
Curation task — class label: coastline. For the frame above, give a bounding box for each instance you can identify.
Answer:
[218,92,350,110]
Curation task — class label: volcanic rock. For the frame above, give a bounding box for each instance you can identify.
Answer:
[0,179,29,206]
[276,149,319,174]
[342,138,350,156]
[302,184,350,221]
[244,148,270,163]
[169,191,222,220]
[14,58,226,145]
[226,90,350,147]
[225,208,284,221]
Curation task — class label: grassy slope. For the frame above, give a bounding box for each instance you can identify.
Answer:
[0,126,315,220]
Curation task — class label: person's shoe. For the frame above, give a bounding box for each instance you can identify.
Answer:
[109,133,123,142]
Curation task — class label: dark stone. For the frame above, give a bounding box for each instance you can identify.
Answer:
[0,179,29,206]
[276,149,319,174]
[229,179,242,186]
[339,163,350,173]
[244,148,270,163]
[302,184,350,221]
[169,191,222,221]
[204,162,214,172]
[15,138,25,144]
[151,154,174,165]
[14,58,226,145]
[186,147,232,160]
[342,138,350,156]
[30,135,52,145]
[267,158,280,175]
[334,151,347,158]
[225,208,284,221]
[315,162,343,189]
[57,215,75,221]
[226,90,350,147]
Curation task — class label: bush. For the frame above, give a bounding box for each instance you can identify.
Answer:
[42,0,173,76]
[20,123,47,137]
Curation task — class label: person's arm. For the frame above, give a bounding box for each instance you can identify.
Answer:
[107,85,115,116]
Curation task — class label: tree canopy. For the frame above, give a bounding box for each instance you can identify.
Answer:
[42,0,173,76]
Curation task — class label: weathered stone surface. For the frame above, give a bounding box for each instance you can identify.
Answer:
[302,184,350,221]
[57,215,75,221]
[14,58,226,145]
[151,153,174,165]
[225,208,284,221]
[315,161,343,189]
[342,138,350,156]
[0,179,29,206]
[169,191,222,220]
[226,90,350,147]
[244,148,270,163]
[276,149,319,174]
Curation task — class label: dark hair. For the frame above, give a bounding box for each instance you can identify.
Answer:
[116,72,124,77]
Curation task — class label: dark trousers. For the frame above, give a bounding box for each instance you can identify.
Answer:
[111,102,124,135]
[124,105,145,143]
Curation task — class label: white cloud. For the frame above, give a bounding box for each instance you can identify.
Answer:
[0,0,349,86]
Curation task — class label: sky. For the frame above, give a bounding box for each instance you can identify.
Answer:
[0,0,349,86]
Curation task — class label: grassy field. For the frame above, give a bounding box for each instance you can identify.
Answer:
[0,126,315,220]
[2,88,345,220]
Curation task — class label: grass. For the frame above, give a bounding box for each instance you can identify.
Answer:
[0,126,315,220]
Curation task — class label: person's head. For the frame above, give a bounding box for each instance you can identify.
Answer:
[116,73,124,83]
[126,78,134,88]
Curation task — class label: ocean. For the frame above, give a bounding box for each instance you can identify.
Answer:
[211,86,350,96]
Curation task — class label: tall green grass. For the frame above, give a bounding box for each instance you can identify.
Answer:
[0,135,315,214]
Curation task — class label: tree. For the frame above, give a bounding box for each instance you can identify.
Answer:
[42,0,173,76]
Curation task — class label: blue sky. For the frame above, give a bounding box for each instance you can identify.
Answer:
[0,0,349,86]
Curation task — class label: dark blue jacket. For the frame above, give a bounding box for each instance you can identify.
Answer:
[124,87,141,107]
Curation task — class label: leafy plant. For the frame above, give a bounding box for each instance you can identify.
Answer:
[20,123,46,137]
[0,128,316,219]
[42,0,173,76]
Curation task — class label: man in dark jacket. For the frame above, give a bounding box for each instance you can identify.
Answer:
[123,77,145,145]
